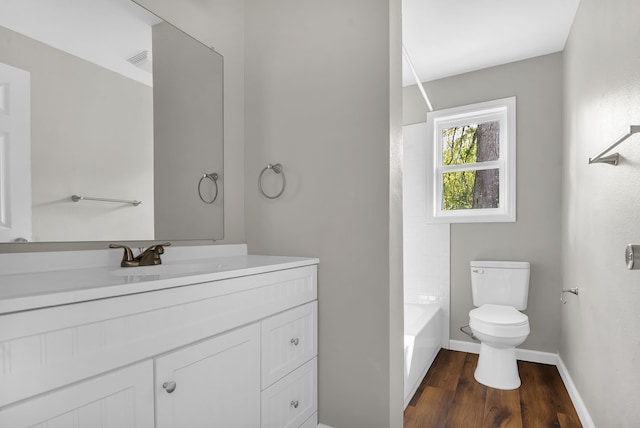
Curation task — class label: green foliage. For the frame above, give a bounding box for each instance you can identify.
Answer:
[441,125,478,210]
[442,171,476,210]
[442,125,477,166]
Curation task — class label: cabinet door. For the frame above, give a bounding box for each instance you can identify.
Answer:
[0,361,154,428]
[155,323,261,428]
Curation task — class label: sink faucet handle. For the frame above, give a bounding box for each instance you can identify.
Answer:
[136,242,171,265]
[148,242,171,255]
[109,244,135,267]
[152,242,171,259]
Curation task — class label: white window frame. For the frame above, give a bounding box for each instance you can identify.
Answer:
[426,96,516,223]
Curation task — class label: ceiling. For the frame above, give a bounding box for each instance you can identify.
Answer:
[402,0,581,87]
[4,0,580,89]
[0,0,160,85]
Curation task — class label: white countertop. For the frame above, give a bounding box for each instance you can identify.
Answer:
[0,245,318,314]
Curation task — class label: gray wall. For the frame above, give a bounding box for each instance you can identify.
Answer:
[244,0,403,427]
[135,0,245,244]
[404,53,564,353]
[0,25,154,242]
[562,0,640,424]
[0,0,246,251]
[152,22,224,240]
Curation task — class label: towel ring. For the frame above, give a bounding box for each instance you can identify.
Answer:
[198,172,219,204]
[259,163,286,199]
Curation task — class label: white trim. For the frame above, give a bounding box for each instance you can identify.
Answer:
[448,340,595,427]
[557,356,596,428]
[320,347,595,428]
[446,339,480,354]
[426,97,516,223]
[0,62,31,243]
[515,348,557,365]
[448,340,556,365]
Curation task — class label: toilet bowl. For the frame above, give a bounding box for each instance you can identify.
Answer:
[468,261,530,390]
[469,304,529,389]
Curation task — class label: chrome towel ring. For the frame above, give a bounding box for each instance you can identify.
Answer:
[259,163,286,199]
[198,172,219,204]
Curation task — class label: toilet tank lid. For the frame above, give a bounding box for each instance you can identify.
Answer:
[470,260,530,269]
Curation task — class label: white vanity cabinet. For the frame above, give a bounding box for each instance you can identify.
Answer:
[261,302,318,428]
[155,324,261,428]
[0,257,318,428]
[0,361,154,428]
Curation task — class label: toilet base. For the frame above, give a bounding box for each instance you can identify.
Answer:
[474,342,521,390]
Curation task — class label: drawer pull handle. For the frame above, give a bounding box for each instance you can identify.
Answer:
[290,338,299,346]
[162,381,177,393]
[290,400,299,409]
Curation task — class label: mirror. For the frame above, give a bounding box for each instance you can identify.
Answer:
[0,0,224,244]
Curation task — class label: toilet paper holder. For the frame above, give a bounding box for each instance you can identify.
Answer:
[459,325,478,341]
[561,287,579,304]
[625,244,640,270]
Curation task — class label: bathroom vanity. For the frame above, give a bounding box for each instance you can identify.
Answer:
[0,245,319,428]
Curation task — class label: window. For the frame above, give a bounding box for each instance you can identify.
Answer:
[426,97,516,223]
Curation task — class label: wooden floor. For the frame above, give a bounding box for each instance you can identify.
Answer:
[404,349,582,428]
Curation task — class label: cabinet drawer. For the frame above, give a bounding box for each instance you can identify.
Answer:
[300,413,318,428]
[0,361,154,428]
[261,301,317,388]
[261,358,317,428]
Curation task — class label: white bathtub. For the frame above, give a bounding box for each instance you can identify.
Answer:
[404,303,441,408]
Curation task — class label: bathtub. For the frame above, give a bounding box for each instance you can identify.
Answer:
[404,303,441,408]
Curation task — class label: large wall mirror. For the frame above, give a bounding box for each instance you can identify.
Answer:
[0,0,224,245]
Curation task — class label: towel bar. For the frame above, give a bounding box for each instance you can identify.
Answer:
[71,195,141,206]
[589,125,640,165]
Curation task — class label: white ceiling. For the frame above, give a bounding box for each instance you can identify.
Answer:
[402,0,581,86]
[3,0,580,89]
[0,0,160,86]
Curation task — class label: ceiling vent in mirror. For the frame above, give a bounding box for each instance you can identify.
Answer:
[127,50,152,73]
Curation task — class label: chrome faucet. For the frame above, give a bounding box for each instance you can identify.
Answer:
[109,242,171,267]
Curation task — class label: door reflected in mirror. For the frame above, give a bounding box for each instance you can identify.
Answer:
[0,0,223,243]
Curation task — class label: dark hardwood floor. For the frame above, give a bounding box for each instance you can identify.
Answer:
[404,349,582,428]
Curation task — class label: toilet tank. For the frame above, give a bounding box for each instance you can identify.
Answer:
[470,261,530,310]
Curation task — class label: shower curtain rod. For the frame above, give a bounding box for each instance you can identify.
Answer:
[402,44,433,112]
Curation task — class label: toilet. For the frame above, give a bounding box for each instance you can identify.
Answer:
[468,260,530,390]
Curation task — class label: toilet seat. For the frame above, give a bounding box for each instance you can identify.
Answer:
[469,304,529,337]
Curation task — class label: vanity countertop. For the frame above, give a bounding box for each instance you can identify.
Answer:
[0,245,318,314]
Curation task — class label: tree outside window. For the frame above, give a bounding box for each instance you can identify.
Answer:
[426,97,516,223]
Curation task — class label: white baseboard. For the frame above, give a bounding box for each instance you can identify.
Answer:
[448,340,595,427]
[516,347,558,365]
[318,354,595,428]
[448,340,556,364]
[446,338,480,354]
[557,356,596,428]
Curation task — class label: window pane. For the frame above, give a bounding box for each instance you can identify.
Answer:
[442,168,500,210]
[442,121,500,165]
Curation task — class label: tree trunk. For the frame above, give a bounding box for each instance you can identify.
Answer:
[473,121,500,208]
